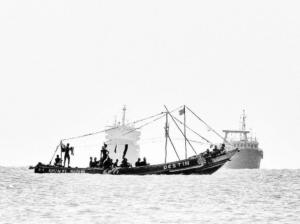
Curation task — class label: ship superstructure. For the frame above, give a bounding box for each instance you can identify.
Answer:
[223,110,263,169]
[105,106,141,165]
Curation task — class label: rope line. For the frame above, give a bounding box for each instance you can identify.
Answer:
[186,106,231,145]
[172,115,212,144]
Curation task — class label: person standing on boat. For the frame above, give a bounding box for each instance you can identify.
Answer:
[61,142,73,167]
[100,143,108,165]
[101,143,108,159]
[89,157,93,168]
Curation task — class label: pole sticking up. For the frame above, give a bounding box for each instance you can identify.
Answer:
[183,105,187,159]
[164,112,169,164]
[164,105,198,156]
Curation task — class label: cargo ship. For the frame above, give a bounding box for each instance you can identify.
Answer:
[223,111,263,169]
[105,106,141,166]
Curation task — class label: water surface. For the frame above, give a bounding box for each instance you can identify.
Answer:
[0,167,299,224]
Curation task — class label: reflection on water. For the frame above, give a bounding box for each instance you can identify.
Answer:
[0,167,299,224]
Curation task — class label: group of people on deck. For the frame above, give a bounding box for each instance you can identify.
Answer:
[204,144,226,160]
[135,157,149,167]
[89,143,114,169]
[53,142,150,169]
[88,143,149,169]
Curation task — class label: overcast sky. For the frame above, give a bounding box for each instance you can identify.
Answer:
[0,0,299,168]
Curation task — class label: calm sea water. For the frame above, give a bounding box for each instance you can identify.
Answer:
[0,167,299,224]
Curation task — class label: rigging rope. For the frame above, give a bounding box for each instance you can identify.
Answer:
[105,114,166,144]
[164,106,198,156]
[62,106,183,143]
[186,106,231,145]
[49,143,61,165]
[61,112,165,142]
[172,115,212,144]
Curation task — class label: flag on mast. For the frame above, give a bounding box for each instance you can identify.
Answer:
[179,107,185,115]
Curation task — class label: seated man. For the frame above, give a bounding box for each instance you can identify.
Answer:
[121,158,131,168]
[89,157,93,167]
[93,157,98,167]
[54,155,62,166]
[220,144,226,153]
[113,159,119,168]
[213,145,219,156]
[140,157,149,166]
[135,158,141,167]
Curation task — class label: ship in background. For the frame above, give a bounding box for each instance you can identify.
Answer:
[105,106,141,165]
[223,110,263,169]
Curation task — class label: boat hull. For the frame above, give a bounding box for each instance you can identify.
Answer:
[33,149,238,175]
[224,148,263,169]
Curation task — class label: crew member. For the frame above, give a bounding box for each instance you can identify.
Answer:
[113,159,119,168]
[54,155,62,166]
[140,157,148,166]
[100,143,109,162]
[220,144,226,153]
[213,145,219,156]
[121,158,131,168]
[61,142,73,167]
[89,157,93,168]
[135,158,141,167]
[93,157,98,167]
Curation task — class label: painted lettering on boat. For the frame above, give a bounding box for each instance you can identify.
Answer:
[45,168,84,173]
[163,161,190,170]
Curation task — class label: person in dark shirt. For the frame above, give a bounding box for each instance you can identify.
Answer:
[121,158,130,168]
[54,155,62,166]
[103,156,112,169]
[113,159,119,168]
[93,157,98,167]
[213,145,219,156]
[61,143,73,167]
[140,157,148,166]
[135,158,141,167]
[220,144,226,153]
[100,143,108,163]
[89,157,93,167]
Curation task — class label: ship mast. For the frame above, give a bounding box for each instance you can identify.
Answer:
[240,110,248,141]
[122,105,126,126]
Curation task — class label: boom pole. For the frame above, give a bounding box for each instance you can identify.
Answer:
[164,113,168,163]
[184,105,187,159]
[164,105,198,156]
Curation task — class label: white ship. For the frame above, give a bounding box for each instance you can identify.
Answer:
[223,111,263,169]
[105,106,141,165]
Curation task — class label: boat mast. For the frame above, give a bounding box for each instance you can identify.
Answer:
[164,105,197,156]
[122,105,126,126]
[164,113,168,163]
[184,105,187,159]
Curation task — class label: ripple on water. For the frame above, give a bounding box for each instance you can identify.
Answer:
[0,168,300,224]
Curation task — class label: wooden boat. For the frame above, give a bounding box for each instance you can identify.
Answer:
[31,105,239,175]
[32,149,238,175]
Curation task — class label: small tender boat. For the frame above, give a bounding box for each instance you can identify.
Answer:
[31,105,239,175]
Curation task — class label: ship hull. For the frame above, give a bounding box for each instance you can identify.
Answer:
[224,148,263,169]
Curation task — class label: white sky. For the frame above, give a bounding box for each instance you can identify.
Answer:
[0,0,299,168]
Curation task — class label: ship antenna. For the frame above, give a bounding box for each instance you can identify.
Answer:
[242,109,246,131]
[122,105,126,126]
[241,110,248,141]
